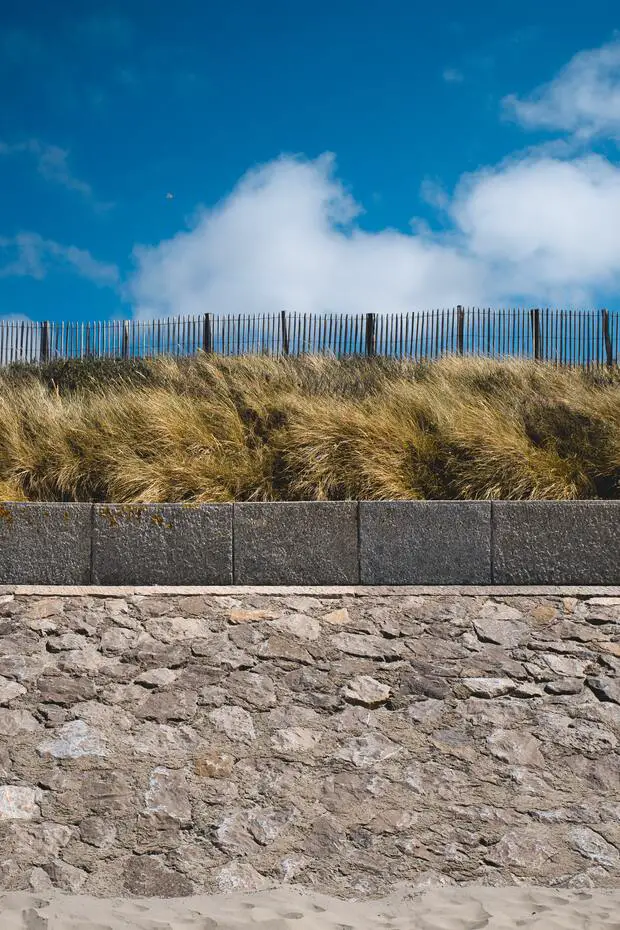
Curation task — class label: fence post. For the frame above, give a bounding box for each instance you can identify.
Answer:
[203,313,213,354]
[122,320,130,359]
[365,312,376,356]
[602,308,613,368]
[456,305,465,355]
[40,321,50,363]
[530,308,541,360]
[281,310,290,356]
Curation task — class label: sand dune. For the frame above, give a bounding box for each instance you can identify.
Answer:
[2,885,620,930]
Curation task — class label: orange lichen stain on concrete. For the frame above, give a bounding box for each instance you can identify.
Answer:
[99,505,148,528]
[0,504,14,526]
[150,513,174,529]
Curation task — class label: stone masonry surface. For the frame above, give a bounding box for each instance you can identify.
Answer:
[0,590,618,898]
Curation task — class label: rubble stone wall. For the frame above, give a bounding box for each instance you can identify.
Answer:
[0,589,619,897]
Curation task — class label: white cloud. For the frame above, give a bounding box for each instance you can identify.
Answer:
[129,142,620,317]
[503,39,620,139]
[129,155,486,317]
[0,139,110,207]
[35,144,93,199]
[442,67,464,84]
[0,233,119,287]
[451,153,620,302]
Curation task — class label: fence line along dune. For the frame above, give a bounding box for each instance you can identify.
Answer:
[0,354,619,503]
[1,308,619,366]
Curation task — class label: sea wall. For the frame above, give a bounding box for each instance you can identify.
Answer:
[0,589,618,897]
[1,501,620,585]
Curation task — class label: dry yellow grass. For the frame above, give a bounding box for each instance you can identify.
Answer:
[0,354,619,502]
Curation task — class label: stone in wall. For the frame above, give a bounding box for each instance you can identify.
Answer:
[0,590,618,897]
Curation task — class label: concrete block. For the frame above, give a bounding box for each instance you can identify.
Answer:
[493,501,620,584]
[234,502,359,584]
[92,504,232,585]
[0,503,91,584]
[359,501,492,584]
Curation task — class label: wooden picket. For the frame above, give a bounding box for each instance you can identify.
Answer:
[0,309,618,366]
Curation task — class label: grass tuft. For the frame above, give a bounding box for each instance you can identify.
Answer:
[0,354,619,502]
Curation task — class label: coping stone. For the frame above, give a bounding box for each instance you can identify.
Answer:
[0,503,91,584]
[359,500,492,584]
[492,501,620,584]
[92,504,232,585]
[233,502,359,585]
[1,585,620,597]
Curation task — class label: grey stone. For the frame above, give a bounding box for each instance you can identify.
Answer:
[209,705,256,742]
[0,504,91,584]
[0,708,41,735]
[100,627,139,654]
[0,676,27,705]
[398,673,449,700]
[493,501,620,584]
[303,815,346,856]
[37,676,96,705]
[44,859,88,893]
[359,501,491,584]
[512,682,543,698]
[233,502,359,584]
[545,678,584,695]
[227,671,277,710]
[92,504,232,585]
[337,733,402,768]
[215,813,259,855]
[343,675,391,707]
[215,862,270,892]
[199,686,227,706]
[587,677,620,704]
[28,867,53,892]
[569,827,620,867]
[144,616,212,642]
[123,856,194,896]
[542,653,588,677]
[0,786,40,821]
[271,613,321,640]
[37,719,107,758]
[248,808,292,845]
[484,829,558,871]
[134,668,179,688]
[130,721,200,758]
[486,729,544,766]
[330,632,398,659]
[458,677,516,698]
[257,635,313,664]
[271,727,323,755]
[47,633,89,652]
[144,767,191,822]
[81,772,134,816]
[79,816,117,848]
[472,617,528,646]
[135,690,198,722]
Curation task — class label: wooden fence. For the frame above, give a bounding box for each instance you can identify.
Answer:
[1,308,619,367]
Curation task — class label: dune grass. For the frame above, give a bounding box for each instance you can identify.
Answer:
[0,353,619,503]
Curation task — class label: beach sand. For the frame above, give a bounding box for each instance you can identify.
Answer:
[1,885,619,929]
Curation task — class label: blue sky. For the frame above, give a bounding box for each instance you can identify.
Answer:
[1,0,620,322]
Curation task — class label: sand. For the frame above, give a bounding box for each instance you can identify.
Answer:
[1,885,620,930]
